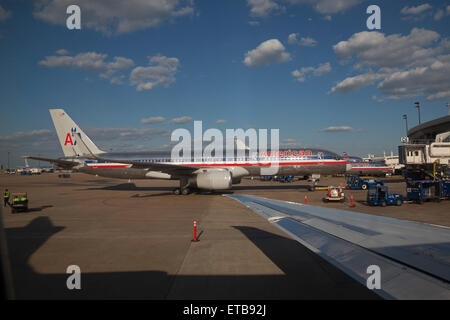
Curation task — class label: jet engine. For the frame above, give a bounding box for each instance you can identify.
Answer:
[192,169,232,190]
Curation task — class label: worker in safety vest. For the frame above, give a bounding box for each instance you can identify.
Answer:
[4,189,10,207]
[3,189,11,207]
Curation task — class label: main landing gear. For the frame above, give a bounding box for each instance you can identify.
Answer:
[173,187,191,195]
[173,178,192,195]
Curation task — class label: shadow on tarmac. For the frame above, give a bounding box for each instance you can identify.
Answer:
[85,182,311,193]
[27,205,54,212]
[4,217,380,299]
[232,185,310,191]
[130,192,174,198]
[6,205,53,214]
[85,183,177,191]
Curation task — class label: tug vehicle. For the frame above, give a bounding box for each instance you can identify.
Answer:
[324,186,345,202]
[367,186,403,207]
[346,175,384,190]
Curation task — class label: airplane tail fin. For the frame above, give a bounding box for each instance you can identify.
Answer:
[49,109,105,157]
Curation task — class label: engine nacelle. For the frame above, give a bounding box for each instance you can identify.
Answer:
[193,170,232,190]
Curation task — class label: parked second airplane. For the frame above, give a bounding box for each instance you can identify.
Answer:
[26,109,391,194]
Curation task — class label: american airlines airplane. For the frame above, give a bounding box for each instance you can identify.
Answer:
[26,109,391,194]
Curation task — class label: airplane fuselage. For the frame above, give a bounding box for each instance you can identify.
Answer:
[77,151,350,181]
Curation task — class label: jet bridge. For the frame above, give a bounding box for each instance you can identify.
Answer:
[399,116,450,178]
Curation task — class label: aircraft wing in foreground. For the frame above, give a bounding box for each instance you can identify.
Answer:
[226,194,450,300]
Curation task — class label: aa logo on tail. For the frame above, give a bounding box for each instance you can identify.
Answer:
[64,127,79,146]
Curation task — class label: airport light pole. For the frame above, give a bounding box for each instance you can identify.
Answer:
[402,114,408,136]
[447,103,449,115]
[7,152,10,171]
[415,101,421,125]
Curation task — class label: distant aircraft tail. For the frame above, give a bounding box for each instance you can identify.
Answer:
[49,109,105,157]
[234,137,250,150]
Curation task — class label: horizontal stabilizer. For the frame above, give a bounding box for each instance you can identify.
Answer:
[23,156,79,169]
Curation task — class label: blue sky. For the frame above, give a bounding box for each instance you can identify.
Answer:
[1,0,449,167]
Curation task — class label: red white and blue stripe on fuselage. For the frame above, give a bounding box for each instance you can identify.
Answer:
[83,158,391,173]
[83,158,348,169]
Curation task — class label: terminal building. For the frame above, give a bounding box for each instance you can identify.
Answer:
[398,115,450,178]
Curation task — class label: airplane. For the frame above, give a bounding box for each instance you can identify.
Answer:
[25,109,390,194]
[342,153,394,176]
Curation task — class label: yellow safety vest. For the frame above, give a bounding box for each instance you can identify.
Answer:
[4,192,9,198]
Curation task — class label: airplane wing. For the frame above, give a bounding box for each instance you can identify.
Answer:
[74,132,200,176]
[91,155,199,176]
[226,194,450,300]
[23,156,79,169]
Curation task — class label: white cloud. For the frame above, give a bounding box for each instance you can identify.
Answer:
[55,49,69,55]
[377,56,450,101]
[371,95,384,103]
[244,39,291,67]
[0,130,59,165]
[246,0,360,19]
[0,129,54,143]
[85,127,169,141]
[330,72,383,93]
[281,138,302,147]
[287,33,298,45]
[247,0,280,18]
[170,116,192,124]
[130,55,180,91]
[319,126,354,132]
[285,0,361,14]
[299,37,317,47]
[248,21,260,26]
[434,6,450,20]
[331,28,450,101]
[434,9,444,21]
[33,0,194,35]
[427,90,450,101]
[288,33,317,46]
[401,4,432,15]
[292,62,331,82]
[39,51,135,83]
[333,28,441,68]
[0,5,11,22]
[141,116,166,124]
[110,75,126,85]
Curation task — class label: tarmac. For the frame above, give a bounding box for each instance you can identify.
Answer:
[1,172,449,299]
